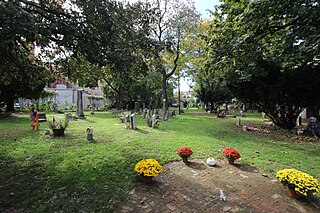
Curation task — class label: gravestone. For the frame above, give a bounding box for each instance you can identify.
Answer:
[76,89,85,118]
[262,112,266,118]
[152,114,158,128]
[142,103,146,110]
[125,114,130,129]
[236,118,241,126]
[134,102,139,112]
[130,114,137,130]
[299,109,307,119]
[240,110,244,117]
[143,109,147,119]
[242,125,247,131]
[119,112,125,123]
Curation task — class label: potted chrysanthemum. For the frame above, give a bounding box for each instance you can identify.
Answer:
[221,147,241,165]
[176,147,193,163]
[276,168,320,198]
[134,159,162,183]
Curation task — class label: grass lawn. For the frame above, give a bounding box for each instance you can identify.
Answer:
[0,109,319,212]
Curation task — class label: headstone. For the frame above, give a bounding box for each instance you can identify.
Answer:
[236,118,241,126]
[76,89,85,118]
[240,110,244,117]
[262,112,266,118]
[143,109,147,119]
[143,103,146,110]
[125,114,130,129]
[119,112,125,123]
[134,102,139,112]
[180,101,184,113]
[152,114,158,128]
[242,125,247,131]
[130,114,137,130]
[299,109,307,119]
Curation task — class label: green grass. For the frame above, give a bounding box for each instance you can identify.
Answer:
[0,110,319,212]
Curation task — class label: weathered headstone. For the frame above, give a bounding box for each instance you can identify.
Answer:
[76,89,85,118]
[242,125,247,131]
[236,118,241,126]
[299,109,307,119]
[125,114,130,129]
[134,102,139,112]
[119,112,125,123]
[262,112,266,118]
[142,103,146,110]
[143,109,147,119]
[152,114,158,128]
[240,110,244,117]
[130,114,137,130]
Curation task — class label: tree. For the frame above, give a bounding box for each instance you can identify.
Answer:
[0,0,79,111]
[204,0,320,129]
[64,0,154,109]
[146,0,200,114]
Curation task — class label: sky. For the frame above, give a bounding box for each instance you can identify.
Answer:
[194,0,220,19]
[179,0,220,91]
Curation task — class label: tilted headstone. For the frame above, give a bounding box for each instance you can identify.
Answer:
[130,114,137,130]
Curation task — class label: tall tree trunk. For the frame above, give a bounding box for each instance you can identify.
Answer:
[6,98,14,112]
[162,74,168,117]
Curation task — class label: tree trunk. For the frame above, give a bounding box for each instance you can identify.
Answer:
[5,98,14,112]
[162,74,168,112]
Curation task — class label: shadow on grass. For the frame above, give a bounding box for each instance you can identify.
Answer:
[136,128,149,134]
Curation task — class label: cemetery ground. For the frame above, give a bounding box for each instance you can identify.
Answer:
[0,110,319,212]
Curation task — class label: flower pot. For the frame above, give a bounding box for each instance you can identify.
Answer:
[228,159,235,165]
[288,188,299,198]
[52,129,65,136]
[182,156,189,163]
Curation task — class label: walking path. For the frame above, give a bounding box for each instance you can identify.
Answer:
[116,159,320,213]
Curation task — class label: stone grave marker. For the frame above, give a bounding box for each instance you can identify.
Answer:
[236,118,241,126]
[130,114,137,130]
[152,114,158,128]
[134,102,139,112]
[76,89,85,118]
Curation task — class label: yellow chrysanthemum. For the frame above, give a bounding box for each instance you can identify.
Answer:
[134,159,162,177]
[276,168,320,196]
